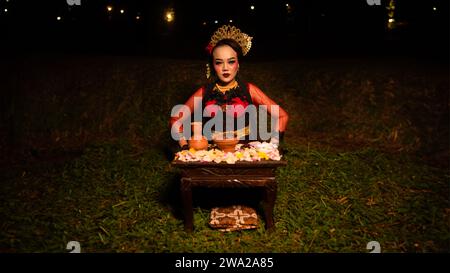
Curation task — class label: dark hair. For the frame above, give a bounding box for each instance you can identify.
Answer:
[208,39,243,80]
[213,39,243,59]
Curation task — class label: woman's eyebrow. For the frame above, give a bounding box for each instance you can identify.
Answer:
[214,57,236,62]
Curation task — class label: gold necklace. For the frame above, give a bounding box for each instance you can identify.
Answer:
[215,80,238,93]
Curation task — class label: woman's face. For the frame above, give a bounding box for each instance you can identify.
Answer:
[212,45,239,84]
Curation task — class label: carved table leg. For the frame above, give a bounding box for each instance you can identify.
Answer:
[180,178,193,232]
[263,179,277,232]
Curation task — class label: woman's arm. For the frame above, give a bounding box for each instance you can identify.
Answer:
[169,87,204,148]
[248,83,289,142]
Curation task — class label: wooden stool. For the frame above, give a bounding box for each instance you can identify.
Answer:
[171,161,287,232]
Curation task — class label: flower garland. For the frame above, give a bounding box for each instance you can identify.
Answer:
[174,142,282,164]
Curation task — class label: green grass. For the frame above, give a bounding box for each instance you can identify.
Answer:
[0,56,448,252]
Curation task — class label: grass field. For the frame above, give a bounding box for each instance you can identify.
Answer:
[0,56,448,252]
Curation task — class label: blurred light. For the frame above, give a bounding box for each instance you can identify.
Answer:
[120,9,124,14]
[107,6,113,12]
[57,16,61,21]
[229,19,233,23]
[432,7,437,11]
[136,15,140,20]
[4,8,7,13]
[214,20,218,24]
[386,0,396,30]
[165,9,175,23]
[202,21,207,26]
[286,3,293,14]
[250,5,255,10]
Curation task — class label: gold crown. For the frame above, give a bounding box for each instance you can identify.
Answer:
[209,25,253,56]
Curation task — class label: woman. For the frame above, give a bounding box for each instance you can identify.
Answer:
[170,25,289,150]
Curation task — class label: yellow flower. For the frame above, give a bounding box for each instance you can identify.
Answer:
[257,151,269,160]
[235,151,243,159]
[189,148,196,153]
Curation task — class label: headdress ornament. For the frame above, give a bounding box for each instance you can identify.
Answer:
[206,25,253,56]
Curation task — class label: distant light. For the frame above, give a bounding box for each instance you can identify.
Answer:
[229,19,233,23]
[214,20,218,24]
[136,16,140,20]
[120,9,124,14]
[165,9,175,23]
[57,16,62,21]
[433,7,437,11]
[388,18,395,23]
[4,8,7,13]
[202,21,207,26]
[107,6,113,12]
[286,3,293,14]
[250,5,255,10]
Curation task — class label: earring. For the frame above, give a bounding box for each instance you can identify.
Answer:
[206,63,211,79]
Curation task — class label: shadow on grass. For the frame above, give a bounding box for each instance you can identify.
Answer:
[158,142,186,221]
[158,171,184,222]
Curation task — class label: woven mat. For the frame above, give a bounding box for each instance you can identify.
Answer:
[209,205,259,232]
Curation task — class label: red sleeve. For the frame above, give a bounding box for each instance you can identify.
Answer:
[248,83,289,132]
[169,87,204,133]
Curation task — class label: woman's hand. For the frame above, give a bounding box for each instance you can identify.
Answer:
[180,144,189,151]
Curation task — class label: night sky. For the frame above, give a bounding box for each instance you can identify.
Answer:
[1,0,448,58]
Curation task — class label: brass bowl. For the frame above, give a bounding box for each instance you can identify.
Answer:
[213,138,239,153]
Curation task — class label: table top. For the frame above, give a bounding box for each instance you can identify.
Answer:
[171,160,287,168]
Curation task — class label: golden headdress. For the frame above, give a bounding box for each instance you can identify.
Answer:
[207,25,253,56]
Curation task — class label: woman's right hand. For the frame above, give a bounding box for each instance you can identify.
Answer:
[180,144,189,151]
[178,138,188,149]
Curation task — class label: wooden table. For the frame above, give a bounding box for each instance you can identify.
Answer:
[171,160,287,232]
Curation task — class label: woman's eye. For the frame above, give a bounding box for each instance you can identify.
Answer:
[215,62,222,65]
[229,61,236,64]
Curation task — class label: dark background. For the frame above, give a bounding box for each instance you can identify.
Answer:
[0,0,448,60]
[0,1,448,254]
